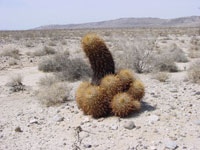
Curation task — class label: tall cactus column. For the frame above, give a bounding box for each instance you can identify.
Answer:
[82,34,115,85]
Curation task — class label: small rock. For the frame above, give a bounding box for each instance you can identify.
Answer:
[149,115,160,123]
[53,115,64,122]
[110,124,118,130]
[150,146,157,150]
[15,127,23,132]
[194,91,200,95]
[84,144,92,148]
[170,89,178,93]
[195,120,200,125]
[124,121,136,130]
[165,140,178,150]
[29,119,38,124]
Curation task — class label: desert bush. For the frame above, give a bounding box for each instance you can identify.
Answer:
[153,55,178,72]
[168,44,188,63]
[1,48,20,59]
[54,58,92,81]
[25,42,34,48]
[32,46,56,56]
[48,41,57,46]
[114,37,156,73]
[152,72,170,82]
[38,75,58,87]
[188,61,200,84]
[38,52,92,81]
[37,82,70,106]
[7,74,25,92]
[8,58,18,66]
[61,40,67,45]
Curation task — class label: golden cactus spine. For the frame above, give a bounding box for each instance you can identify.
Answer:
[82,34,115,85]
[117,69,136,91]
[110,92,141,117]
[128,80,145,101]
[80,85,110,118]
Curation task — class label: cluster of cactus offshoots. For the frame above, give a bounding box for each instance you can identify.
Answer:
[75,34,145,118]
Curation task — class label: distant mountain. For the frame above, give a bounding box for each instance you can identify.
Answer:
[34,16,200,30]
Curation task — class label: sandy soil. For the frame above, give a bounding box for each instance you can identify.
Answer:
[0,28,200,150]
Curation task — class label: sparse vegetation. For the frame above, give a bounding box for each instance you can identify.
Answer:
[188,61,200,84]
[38,52,92,81]
[7,74,25,92]
[1,48,20,59]
[153,72,170,82]
[32,46,56,56]
[37,82,70,106]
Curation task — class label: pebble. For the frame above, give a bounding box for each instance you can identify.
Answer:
[84,144,92,148]
[170,89,178,93]
[53,115,64,122]
[149,115,160,123]
[165,140,178,150]
[195,120,200,125]
[194,91,200,95]
[29,119,38,124]
[110,124,118,130]
[15,127,23,132]
[123,121,136,130]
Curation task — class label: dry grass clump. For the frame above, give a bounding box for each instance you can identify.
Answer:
[1,48,20,59]
[32,46,56,56]
[6,74,25,92]
[48,41,57,46]
[38,75,58,87]
[152,72,170,82]
[189,37,200,58]
[188,61,200,84]
[37,82,70,106]
[8,58,18,66]
[25,42,34,48]
[38,53,92,81]
[153,53,179,72]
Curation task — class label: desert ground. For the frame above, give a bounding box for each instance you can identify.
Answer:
[0,28,200,150]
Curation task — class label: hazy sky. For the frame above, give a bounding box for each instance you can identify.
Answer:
[0,0,200,30]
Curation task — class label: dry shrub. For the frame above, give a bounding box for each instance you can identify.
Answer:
[153,54,178,72]
[152,72,170,82]
[1,48,20,59]
[7,74,25,92]
[48,41,57,46]
[25,42,34,48]
[113,36,156,73]
[37,82,70,106]
[188,61,200,84]
[38,75,58,87]
[38,53,92,81]
[189,37,200,58]
[8,58,18,66]
[33,46,56,56]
